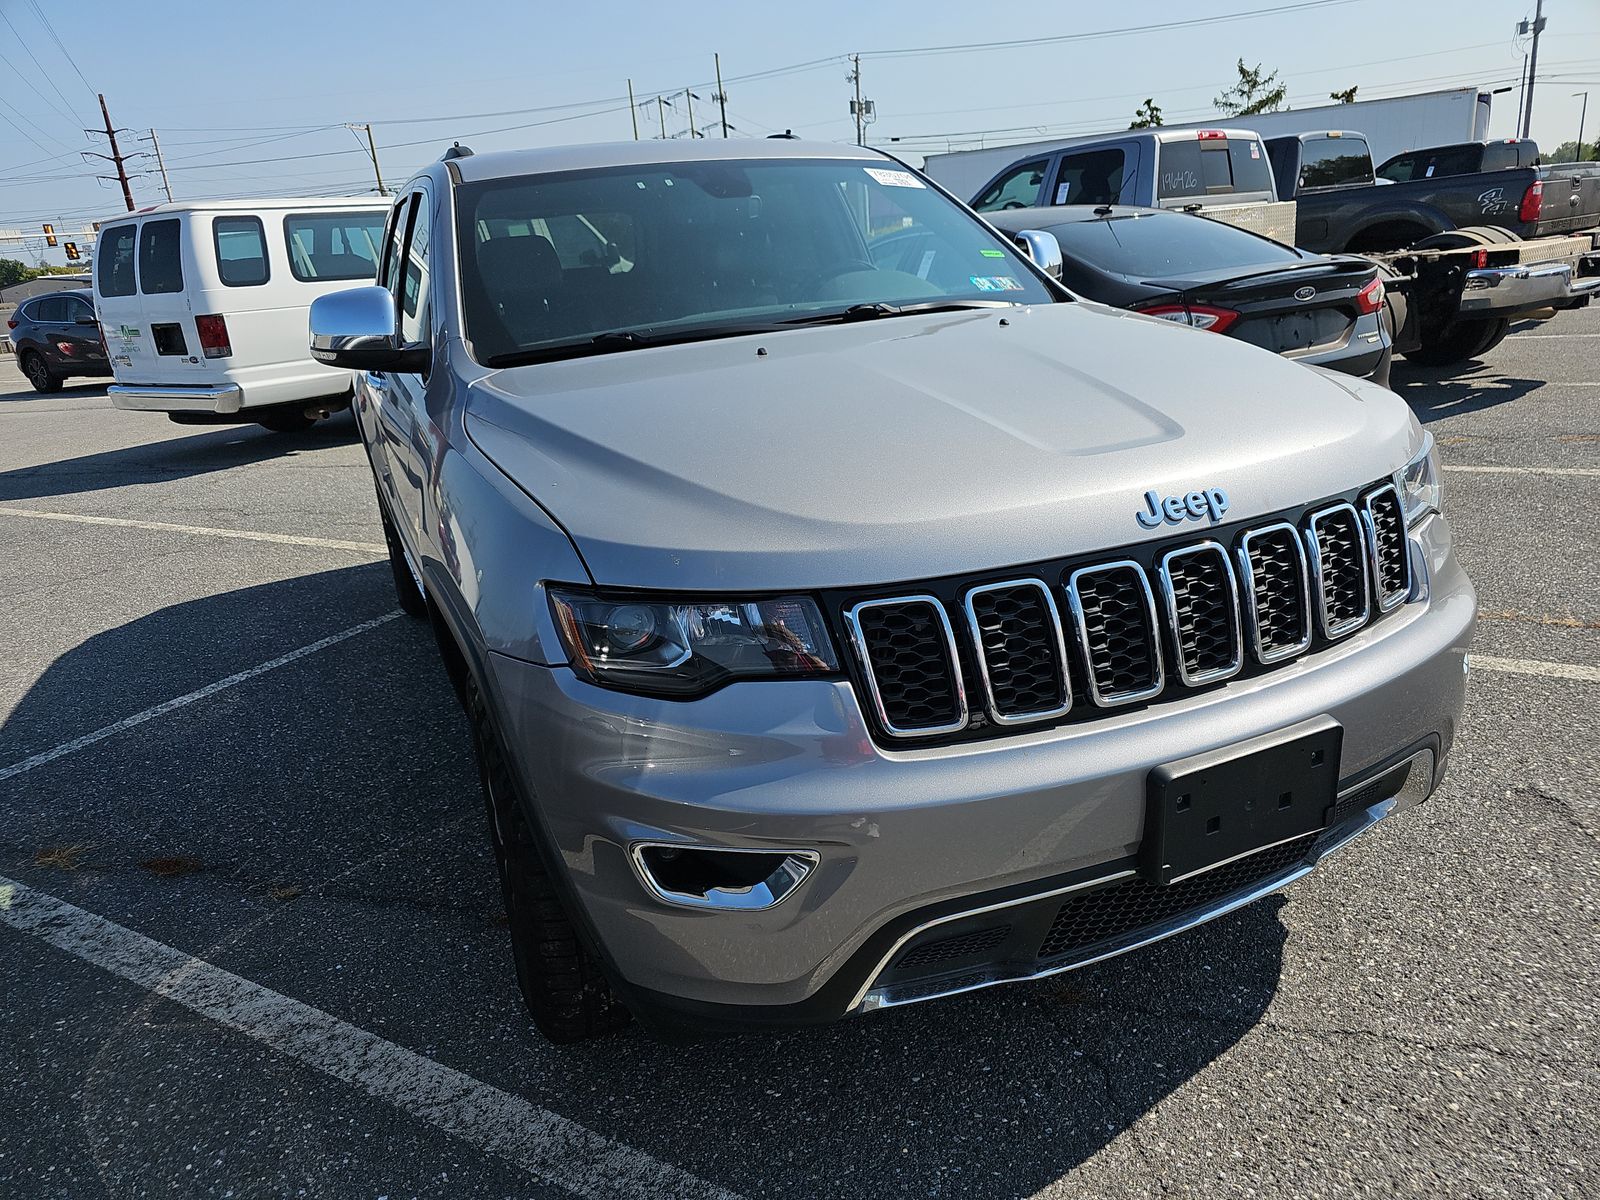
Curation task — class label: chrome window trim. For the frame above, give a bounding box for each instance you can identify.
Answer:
[843,594,969,738]
[1236,521,1313,664]
[1065,560,1165,707]
[1304,502,1371,640]
[629,842,820,912]
[961,578,1073,725]
[1360,483,1410,613]
[1157,540,1244,686]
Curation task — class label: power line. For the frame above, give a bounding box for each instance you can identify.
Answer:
[0,9,87,127]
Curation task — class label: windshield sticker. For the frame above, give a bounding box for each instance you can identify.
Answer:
[916,249,937,279]
[980,248,1006,258]
[864,167,925,188]
[970,275,1025,292]
[1055,182,1070,204]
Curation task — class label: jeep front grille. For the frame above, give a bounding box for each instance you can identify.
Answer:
[843,481,1412,742]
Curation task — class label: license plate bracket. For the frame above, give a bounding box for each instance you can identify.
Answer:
[1143,717,1343,886]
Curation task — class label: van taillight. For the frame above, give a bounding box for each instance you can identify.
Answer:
[1519,180,1543,223]
[195,313,232,358]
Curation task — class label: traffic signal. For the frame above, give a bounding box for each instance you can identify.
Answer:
[42,222,56,247]
[63,242,80,261]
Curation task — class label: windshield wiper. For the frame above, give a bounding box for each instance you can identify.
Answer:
[483,322,789,368]
[781,300,1011,325]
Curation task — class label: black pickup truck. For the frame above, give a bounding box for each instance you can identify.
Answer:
[1261,131,1600,364]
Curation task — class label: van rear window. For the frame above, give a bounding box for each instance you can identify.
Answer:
[98,225,137,297]
[283,211,386,282]
[138,219,184,294]
[214,216,269,286]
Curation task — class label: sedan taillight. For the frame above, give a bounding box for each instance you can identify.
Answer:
[1354,276,1386,315]
[1139,303,1241,333]
[195,313,232,358]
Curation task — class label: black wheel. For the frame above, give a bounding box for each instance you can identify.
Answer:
[375,491,428,618]
[469,681,631,1043]
[21,351,61,394]
[255,407,316,433]
[1403,316,1510,366]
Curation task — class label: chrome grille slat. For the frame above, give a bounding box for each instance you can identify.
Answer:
[963,579,1072,725]
[1158,541,1244,686]
[1361,484,1409,612]
[1066,561,1164,707]
[1237,522,1313,664]
[1305,503,1371,640]
[844,596,968,737]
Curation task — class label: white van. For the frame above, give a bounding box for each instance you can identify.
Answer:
[94,197,386,431]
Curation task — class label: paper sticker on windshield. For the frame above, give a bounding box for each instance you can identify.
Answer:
[970,275,1025,292]
[864,167,925,188]
[1055,182,1070,204]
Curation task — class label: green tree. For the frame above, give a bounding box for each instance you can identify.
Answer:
[1129,97,1164,129]
[1545,140,1598,163]
[1215,60,1288,117]
[0,258,32,289]
[1330,86,1359,104]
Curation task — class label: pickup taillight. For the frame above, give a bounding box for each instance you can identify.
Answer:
[1354,276,1386,315]
[195,313,232,358]
[1519,180,1543,223]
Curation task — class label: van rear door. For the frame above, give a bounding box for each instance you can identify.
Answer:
[133,216,214,381]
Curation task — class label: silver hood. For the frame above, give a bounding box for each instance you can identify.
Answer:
[464,303,1417,591]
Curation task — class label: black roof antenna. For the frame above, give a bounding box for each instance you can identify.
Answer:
[766,130,799,140]
[443,141,474,160]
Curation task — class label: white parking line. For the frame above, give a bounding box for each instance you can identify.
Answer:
[0,613,401,784]
[0,877,740,1200]
[1506,333,1600,339]
[0,506,386,554]
[1443,465,1600,478]
[1473,655,1600,685]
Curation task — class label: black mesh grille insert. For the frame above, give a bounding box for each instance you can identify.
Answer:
[1313,507,1369,634]
[896,924,1012,969]
[1163,548,1239,679]
[1037,834,1318,962]
[1072,565,1159,700]
[969,584,1068,718]
[1244,528,1308,659]
[1329,761,1412,826]
[853,600,963,733]
[1365,489,1408,605]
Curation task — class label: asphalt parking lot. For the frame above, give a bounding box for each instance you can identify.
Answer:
[1,309,1596,1200]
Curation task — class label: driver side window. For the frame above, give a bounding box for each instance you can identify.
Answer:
[972,159,1047,212]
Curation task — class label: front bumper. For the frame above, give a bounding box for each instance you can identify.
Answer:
[109,383,244,413]
[487,515,1475,1031]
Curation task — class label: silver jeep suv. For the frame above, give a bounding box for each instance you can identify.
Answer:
[311,138,1474,1043]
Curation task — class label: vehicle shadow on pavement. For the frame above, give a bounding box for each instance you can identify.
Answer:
[0,412,358,503]
[0,563,1285,1198]
[1389,362,1543,423]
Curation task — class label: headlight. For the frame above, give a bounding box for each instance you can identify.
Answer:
[549,588,838,697]
[1394,432,1441,528]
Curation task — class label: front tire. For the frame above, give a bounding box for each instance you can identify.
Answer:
[21,351,61,394]
[469,682,631,1044]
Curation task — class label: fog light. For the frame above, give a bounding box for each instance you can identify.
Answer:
[632,844,818,910]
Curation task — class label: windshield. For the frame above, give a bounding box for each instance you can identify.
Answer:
[1036,213,1303,281]
[456,157,1054,364]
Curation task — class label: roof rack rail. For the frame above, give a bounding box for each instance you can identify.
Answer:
[766,130,799,140]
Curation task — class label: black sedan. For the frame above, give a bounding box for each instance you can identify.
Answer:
[985,205,1393,385]
[5,289,111,393]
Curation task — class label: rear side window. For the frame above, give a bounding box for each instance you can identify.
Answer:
[1296,137,1374,189]
[98,224,137,297]
[1052,148,1127,206]
[213,216,269,286]
[283,210,386,281]
[34,297,68,322]
[138,219,184,294]
[1227,139,1274,194]
[972,159,1047,211]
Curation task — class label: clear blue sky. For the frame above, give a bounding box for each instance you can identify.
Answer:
[3,0,1597,264]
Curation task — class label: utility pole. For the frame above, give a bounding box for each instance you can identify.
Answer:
[685,88,697,137]
[657,95,667,139]
[1576,92,1591,162]
[847,55,874,146]
[142,129,173,202]
[87,93,136,212]
[350,123,387,195]
[713,53,729,138]
[1520,0,1547,139]
[627,79,639,140]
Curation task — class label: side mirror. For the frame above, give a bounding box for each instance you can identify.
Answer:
[1013,229,1064,281]
[75,313,98,326]
[309,286,429,373]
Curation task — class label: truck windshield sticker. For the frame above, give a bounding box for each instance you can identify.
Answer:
[864,167,924,188]
[969,275,1025,292]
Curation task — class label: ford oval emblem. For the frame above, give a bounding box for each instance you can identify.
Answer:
[1294,285,1317,301]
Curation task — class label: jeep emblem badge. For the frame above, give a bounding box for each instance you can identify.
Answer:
[1136,487,1230,529]
[1294,286,1316,301]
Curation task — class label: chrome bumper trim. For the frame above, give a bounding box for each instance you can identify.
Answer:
[854,747,1435,1014]
[109,382,244,413]
[1458,259,1600,314]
